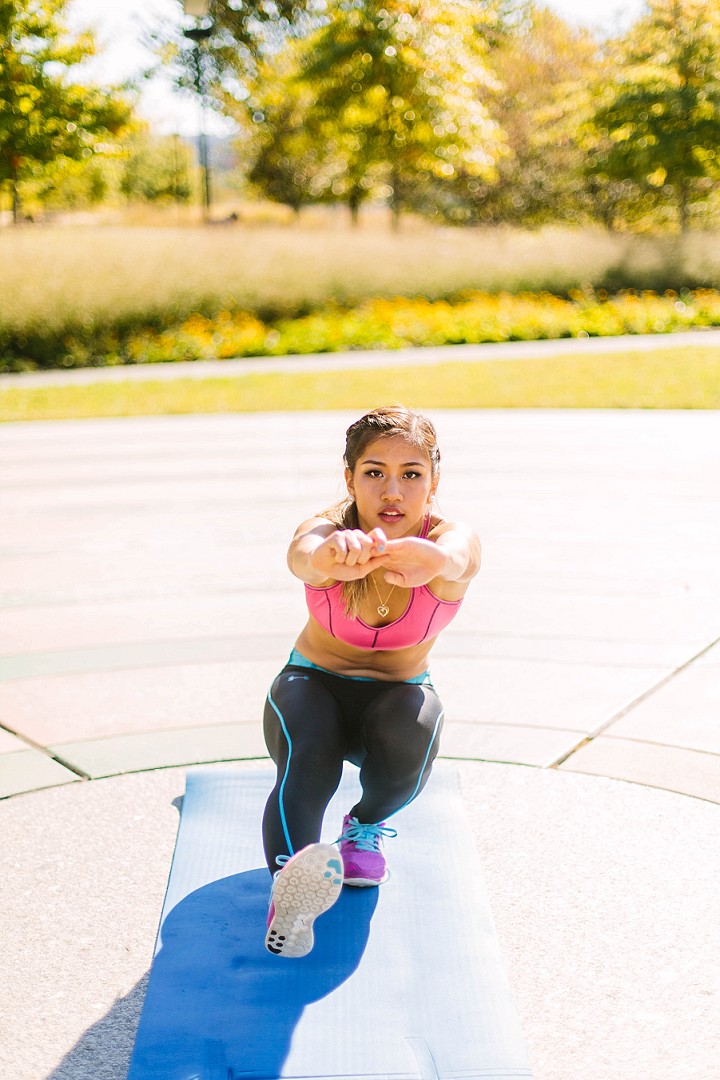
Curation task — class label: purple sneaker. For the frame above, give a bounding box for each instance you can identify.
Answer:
[265,843,343,958]
[338,814,397,886]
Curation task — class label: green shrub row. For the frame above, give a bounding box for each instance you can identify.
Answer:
[3,287,720,372]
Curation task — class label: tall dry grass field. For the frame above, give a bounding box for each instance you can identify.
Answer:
[3,223,719,339]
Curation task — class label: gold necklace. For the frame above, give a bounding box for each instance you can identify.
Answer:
[370,573,396,618]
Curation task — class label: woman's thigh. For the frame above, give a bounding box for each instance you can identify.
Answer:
[359,682,445,767]
[263,667,349,771]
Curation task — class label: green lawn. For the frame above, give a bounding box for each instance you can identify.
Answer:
[2,347,719,422]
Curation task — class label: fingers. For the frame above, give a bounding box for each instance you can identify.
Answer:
[328,529,386,567]
[372,537,409,564]
[382,570,405,587]
[367,527,388,555]
[373,537,444,588]
[343,531,364,565]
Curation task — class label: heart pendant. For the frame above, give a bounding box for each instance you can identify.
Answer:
[377,604,390,617]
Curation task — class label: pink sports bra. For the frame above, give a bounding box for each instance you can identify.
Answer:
[304,516,463,651]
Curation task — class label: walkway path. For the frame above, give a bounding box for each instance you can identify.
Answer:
[1,409,719,1080]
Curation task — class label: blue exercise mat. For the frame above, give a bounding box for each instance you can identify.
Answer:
[127,763,533,1080]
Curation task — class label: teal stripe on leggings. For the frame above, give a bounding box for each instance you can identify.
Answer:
[270,687,443,838]
[267,689,295,858]
[388,707,444,821]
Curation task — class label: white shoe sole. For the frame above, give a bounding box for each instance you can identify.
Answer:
[343,872,388,887]
[265,843,343,958]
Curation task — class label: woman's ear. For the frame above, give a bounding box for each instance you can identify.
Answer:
[345,466,354,496]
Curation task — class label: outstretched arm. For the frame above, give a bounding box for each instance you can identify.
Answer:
[378,522,481,591]
[287,517,389,585]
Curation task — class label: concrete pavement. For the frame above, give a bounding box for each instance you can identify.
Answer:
[1,409,719,1079]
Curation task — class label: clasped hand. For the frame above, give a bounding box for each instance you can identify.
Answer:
[311,527,447,587]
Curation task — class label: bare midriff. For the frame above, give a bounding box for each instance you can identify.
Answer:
[294,614,437,681]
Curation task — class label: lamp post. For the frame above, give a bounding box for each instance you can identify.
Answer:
[182,1,213,221]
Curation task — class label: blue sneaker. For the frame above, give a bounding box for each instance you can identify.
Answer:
[265,843,343,958]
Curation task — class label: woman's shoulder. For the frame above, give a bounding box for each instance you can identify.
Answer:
[291,515,339,539]
[427,515,480,542]
[425,515,481,600]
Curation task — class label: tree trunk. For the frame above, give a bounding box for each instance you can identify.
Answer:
[348,190,361,227]
[391,200,401,231]
[678,179,689,235]
[11,160,20,225]
[389,167,401,231]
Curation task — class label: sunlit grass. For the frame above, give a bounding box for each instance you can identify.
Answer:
[2,347,718,422]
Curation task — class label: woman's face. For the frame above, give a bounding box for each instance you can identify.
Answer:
[345,435,437,537]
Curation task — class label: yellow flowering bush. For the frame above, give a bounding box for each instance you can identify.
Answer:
[5,288,720,370]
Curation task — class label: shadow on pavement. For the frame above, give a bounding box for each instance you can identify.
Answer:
[46,870,378,1080]
[44,977,149,1080]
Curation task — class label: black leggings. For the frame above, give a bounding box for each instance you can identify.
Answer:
[261,662,444,874]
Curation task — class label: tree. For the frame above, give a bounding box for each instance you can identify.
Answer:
[120,132,193,205]
[474,4,605,227]
[288,0,507,226]
[233,42,320,215]
[19,153,114,213]
[151,0,322,119]
[587,0,720,233]
[0,0,133,222]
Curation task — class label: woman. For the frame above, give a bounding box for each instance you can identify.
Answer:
[263,406,481,957]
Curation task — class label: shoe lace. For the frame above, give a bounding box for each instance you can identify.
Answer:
[272,853,291,880]
[339,818,397,852]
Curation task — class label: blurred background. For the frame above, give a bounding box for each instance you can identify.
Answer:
[3,0,720,396]
[4,0,690,230]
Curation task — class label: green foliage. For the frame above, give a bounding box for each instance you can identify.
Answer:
[299,0,507,222]
[17,154,114,212]
[587,0,720,233]
[120,134,193,204]
[125,288,720,360]
[5,279,720,372]
[240,42,321,213]
[0,0,133,220]
[6,221,720,371]
[236,0,507,223]
[152,0,323,121]
[473,6,604,226]
[142,0,720,232]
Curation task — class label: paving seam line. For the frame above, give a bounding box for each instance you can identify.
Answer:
[549,631,720,768]
[2,749,719,805]
[0,718,91,780]
[599,734,720,759]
